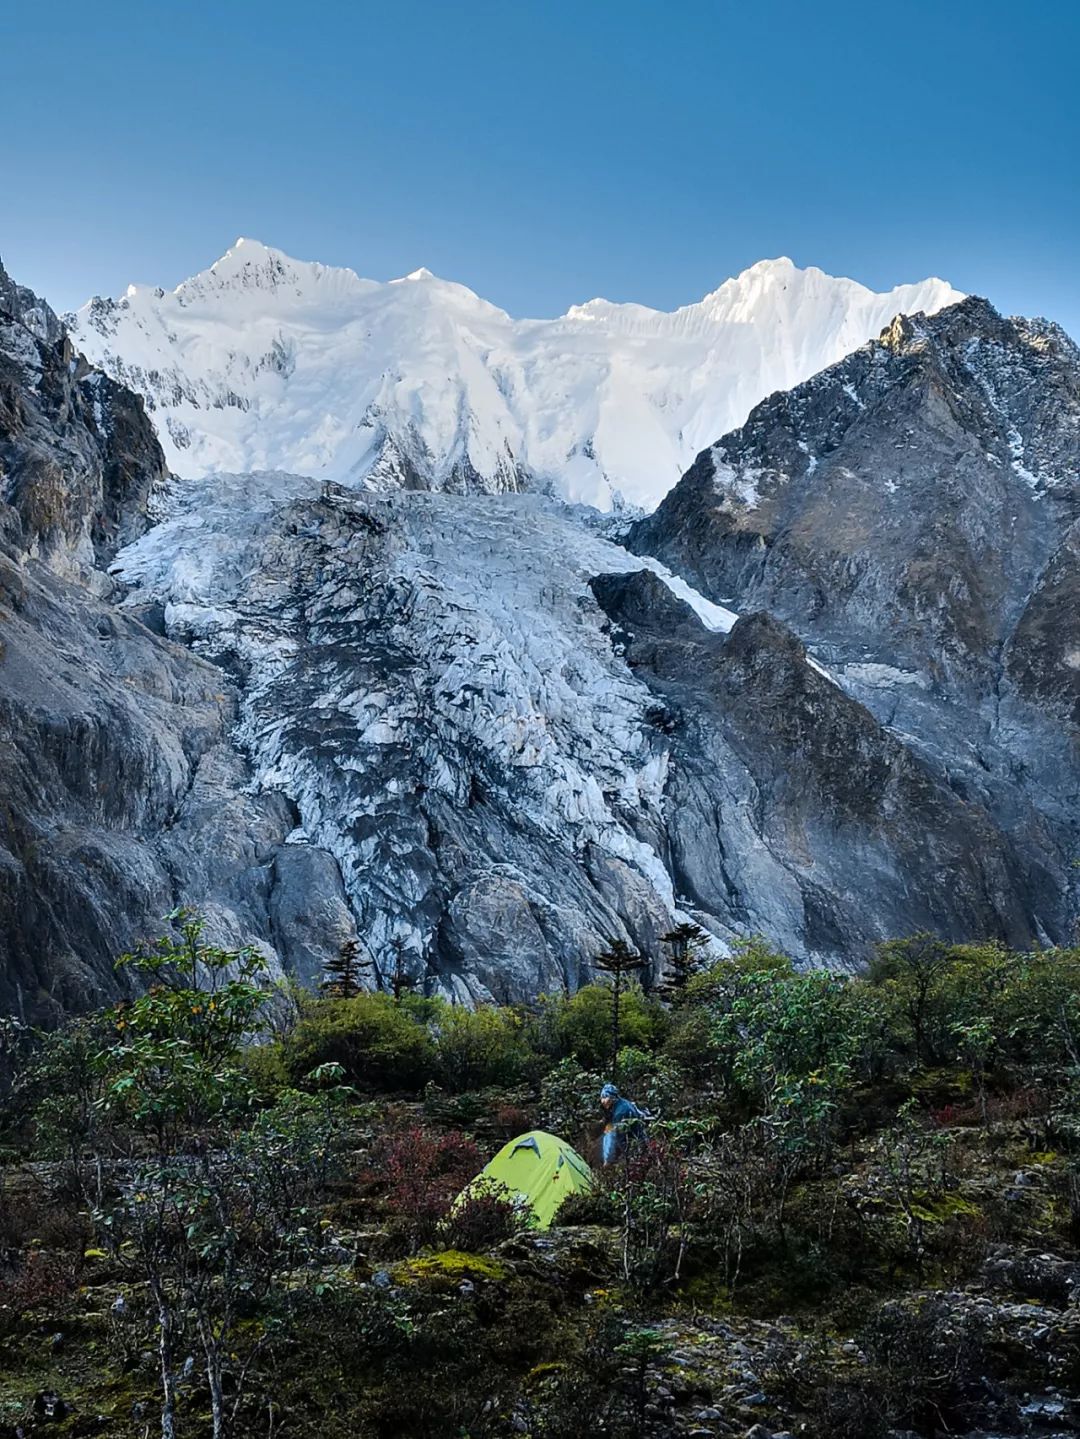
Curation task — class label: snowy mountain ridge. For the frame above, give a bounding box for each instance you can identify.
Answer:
[67,240,963,510]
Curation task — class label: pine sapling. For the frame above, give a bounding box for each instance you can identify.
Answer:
[594,939,647,1072]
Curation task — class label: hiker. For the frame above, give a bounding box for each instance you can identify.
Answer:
[599,1081,648,1165]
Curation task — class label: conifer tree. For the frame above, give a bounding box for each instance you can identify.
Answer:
[657,922,709,1003]
[320,938,373,1000]
[387,938,417,1003]
[594,938,647,1072]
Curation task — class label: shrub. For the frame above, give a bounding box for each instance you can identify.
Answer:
[241,1040,291,1100]
[519,1309,635,1439]
[808,1379,889,1439]
[285,993,436,1094]
[537,983,665,1070]
[368,1125,483,1250]
[0,1249,81,1317]
[431,1002,534,1091]
[537,1057,604,1151]
[608,1133,694,1288]
[990,945,1080,1073]
[553,1181,620,1227]
[610,1046,682,1115]
[14,1012,115,1163]
[697,955,876,1122]
[492,1099,532,1138]
[662,1005,723,1094]
[441,1183,526,1251]
[866,939,1080,1090]
[858,1294,991,1433]
[0,1186,88,1253]
[535,1044,673,1154]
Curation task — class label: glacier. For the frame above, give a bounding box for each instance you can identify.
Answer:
[112,477,749,997]
[108,455,1041,999]
[67,239,962,512]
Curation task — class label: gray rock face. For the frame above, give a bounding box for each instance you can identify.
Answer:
[0,260,356,1021]
[591,571,1041,959]
[113,480,690,1001]
[0,262,166,578]
[631,298,1080,944]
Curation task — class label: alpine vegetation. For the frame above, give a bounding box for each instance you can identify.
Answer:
[3,917,1080,1437]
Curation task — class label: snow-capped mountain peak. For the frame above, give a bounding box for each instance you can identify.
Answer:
[67,243,964,510]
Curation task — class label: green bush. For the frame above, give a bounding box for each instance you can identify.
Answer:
[431,1002,535,1091]
[610,1046,682,1115]
[554,1181,619,1227]
[242,1041,291,1101]
[700,956,875,1110]
[662,1006,722,1093]
[867,938,1080,1079]
[866,934,977,1067]
[537,982,666,1070]
[538,1056,603,1142]
[284,993,436,1094]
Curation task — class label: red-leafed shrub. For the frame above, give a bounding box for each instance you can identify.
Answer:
[0,1186,90,1254]
[368,1126,483,1249]
[932,1087,1046,1129]
[492,1101,531,1138]
[0,1249,80,1320]
[442,1183,525,1252]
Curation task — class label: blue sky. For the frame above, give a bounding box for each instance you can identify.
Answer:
[1,0,1077,335]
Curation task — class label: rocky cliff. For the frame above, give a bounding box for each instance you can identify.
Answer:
[0,260,356,1020]
[110,470,1048,1001]
[630,297,1080,946]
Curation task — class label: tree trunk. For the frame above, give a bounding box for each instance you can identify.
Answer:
[152,1282,178,1439]
[611,975,621,1074]
[198,1319,226,1439]
[208,1364,224,1439]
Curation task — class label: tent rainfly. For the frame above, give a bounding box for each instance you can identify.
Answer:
[454,1130,594,1230]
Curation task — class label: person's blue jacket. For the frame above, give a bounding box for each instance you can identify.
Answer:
[601,1093,647,1164]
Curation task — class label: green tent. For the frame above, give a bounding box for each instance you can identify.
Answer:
[455,1129,594,1230]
